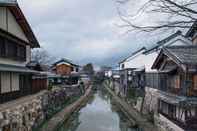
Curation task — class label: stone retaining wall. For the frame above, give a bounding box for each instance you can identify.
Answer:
[0,86,81,131]
[0,92,47,131]
[142,87,159,114]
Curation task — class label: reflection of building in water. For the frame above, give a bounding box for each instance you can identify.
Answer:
[110,98,136,131]
[60,112,81,131]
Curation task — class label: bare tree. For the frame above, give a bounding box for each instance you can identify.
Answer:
[116,0,197,32]
[31,48,56,65]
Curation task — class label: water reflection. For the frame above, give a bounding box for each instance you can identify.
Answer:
[59,88,139,131]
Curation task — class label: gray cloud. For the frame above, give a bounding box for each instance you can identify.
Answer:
[18,0,170,67]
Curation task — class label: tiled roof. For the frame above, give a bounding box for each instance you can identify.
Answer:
[53,58,79,67]
[164,46,197,65]
[145,31,182,53]
[185,21,197,38]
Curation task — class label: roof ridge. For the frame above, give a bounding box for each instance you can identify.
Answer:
[165,45,197,49]
[157,30,182,45]
[119,47,146,63]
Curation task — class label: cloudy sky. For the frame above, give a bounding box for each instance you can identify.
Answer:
[17,0,169,67]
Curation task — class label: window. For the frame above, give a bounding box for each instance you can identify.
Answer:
[1,72,11,93]
[121,64,125,69]
[0,37,26,61]
[17,45,26,61]
[11,73,19,91]
[0,36,6,57]
[0,72,20,94]
[193,75,197,90]
[174,75,180,89]
[71,67,74,71]
[6,40,17,58]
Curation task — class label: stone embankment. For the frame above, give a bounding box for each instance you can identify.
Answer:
[0,91,48,131]
[0,85,82,131]
[40,86,92,131]
[104,82,158,131]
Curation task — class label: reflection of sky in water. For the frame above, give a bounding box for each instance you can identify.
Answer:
[76,93,120,131]
[61,91,137,131]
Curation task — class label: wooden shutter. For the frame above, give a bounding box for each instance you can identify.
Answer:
[193,75,197,90]
[1,72,11,93]
[11,73,19,91]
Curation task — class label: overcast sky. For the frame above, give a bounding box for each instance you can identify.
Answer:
[18,0,171,67]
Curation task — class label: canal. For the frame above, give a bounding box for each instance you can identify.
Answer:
[58,87,140,131]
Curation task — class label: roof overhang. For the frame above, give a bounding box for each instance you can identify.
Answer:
[0,0,17,5]
[0,2,40,48]
[0,64,38,74]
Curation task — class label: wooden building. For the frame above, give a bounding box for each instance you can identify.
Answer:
[118,31,192,96]
[152,46,197,130]
[52,59,79,76]
[27,61,49,92]
[0,1,40,103]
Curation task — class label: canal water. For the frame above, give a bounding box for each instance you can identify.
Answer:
[58,88,140,131]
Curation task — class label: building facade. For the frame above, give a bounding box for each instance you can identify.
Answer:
[152,46,197,130]
[0,2,40,103]
[52,59,79,76]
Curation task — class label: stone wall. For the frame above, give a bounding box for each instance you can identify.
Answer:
[155,114,184,131]
[0,86,81,131]
[142,87,159,114]
[0,92,47,131]
[142,87,184,131]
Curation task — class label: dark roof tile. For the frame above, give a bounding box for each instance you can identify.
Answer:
[165,46,197,65]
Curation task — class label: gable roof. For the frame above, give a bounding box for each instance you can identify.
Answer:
[145,31,183,53]
[53,58,79,67]
[185,21,197,38]
[119,47,146,64]
[165,46,197,65]
[0,1,40,48]
[152,46,197,70]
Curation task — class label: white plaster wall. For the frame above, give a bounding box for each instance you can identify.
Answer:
[0,7,29,42]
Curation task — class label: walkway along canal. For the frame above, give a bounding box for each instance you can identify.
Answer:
[58,85,142,131]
